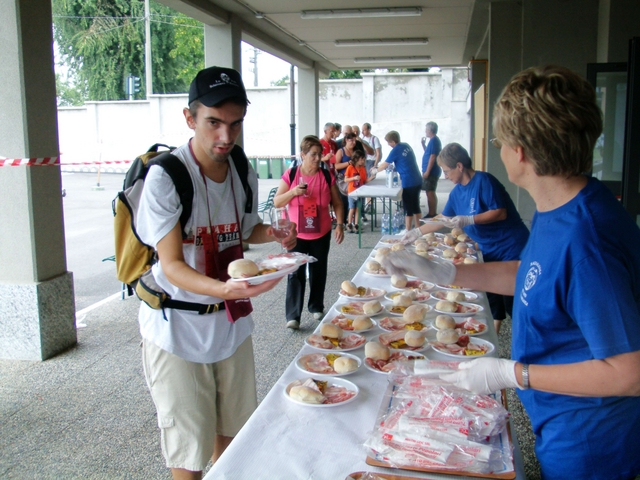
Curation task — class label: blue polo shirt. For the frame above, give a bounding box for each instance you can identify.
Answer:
[385,142,422,189]
[422,135,442,178]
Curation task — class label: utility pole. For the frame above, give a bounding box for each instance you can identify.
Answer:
[144,0,152,98]
[290,65,296,157]
[248,47,260,87]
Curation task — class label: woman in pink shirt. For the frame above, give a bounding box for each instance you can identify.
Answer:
[274,135,345,329]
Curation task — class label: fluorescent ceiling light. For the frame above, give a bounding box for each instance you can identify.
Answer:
[354,56,432,64]
[301,7,422,20]
[335,38,429,47]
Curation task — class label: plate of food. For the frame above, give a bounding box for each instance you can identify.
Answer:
[436,283,473,291]
[378,316,430,332]
[378,237,404,245]
[327,314,377,333]
[432,314,488,336]
[363,260,389,276]
[363,344,426,374]
[434,300,484,317]
[284,377,359,407]
[295,352,362,376]
[420,214,450,224]
[227,258,300,285]
[334,300,384,318]
[338,281,386,301]
[394,279,435,291]
[385,289,431,303]
[430,334,494,358]
[376,330,429,352]
[305,324,366,351]
[431,290,479,302]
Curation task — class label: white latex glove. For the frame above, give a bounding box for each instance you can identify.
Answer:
[401,228,422,245]
[444,215,475,229]
[439,357,520,395]
[381,250,456,286]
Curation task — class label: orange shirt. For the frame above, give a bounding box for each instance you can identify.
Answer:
[345,165,368,193]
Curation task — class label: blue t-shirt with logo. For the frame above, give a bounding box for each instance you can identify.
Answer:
[442,171,528,262]
[422,135,442,179]
[385,142,422,189]
[513,176,640,479]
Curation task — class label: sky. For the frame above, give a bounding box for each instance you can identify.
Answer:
[241,42,292,88]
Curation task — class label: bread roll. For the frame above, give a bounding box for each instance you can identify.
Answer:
[333,356,358,374]
[403,289,417,300]
[391,274,407,288]
[436,328,460,345]
[289,385,325,404]
[446,291,466,302]
[455,243,468,253]
[393,294,413,307]
[352,316,373,331]
[391,243,405,252]
[227,259,259,279]
[463,257,478,264]
[402,304,426,323]
[405,330,425,347]
[444,235,456,246]
[366,260,382,273]
[365,341,391,360]
[435,314,456,330]
[374,252,387,264]
[425,233,436,241]
[363,300,382,315]
[451,227,464,238]
[376,247,391,256]
[320,323,343,339]
[442,249,457,259]
[457,234,470,242]
[341,280,358,296]
[415,242,429,253]
[436,300,457,313]
[416,251,432,259]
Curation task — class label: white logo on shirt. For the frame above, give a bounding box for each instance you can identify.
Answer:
[469,198,476,215]
[520,261,541,306]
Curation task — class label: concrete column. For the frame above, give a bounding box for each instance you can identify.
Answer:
[0,0,76,360]
[297,64,320,138]
[203,15,243,146]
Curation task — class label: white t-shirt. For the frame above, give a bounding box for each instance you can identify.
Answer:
[136,142,262,364]
[361,134,381,162]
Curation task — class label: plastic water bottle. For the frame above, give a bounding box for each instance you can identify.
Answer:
[386,164,394,188]
[381,213,390,236]
[393,169,399,187]
[392,213,400,235]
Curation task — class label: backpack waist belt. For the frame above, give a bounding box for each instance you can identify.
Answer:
[162,299,225,314]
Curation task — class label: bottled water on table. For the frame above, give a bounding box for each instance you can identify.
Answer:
[381,213,390,236]
[385,164,395,188]
[392,212,401,235]
[392,169,399,188]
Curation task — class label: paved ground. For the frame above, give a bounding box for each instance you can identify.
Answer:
[0,175,542,479]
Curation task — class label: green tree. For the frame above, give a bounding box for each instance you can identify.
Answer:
[55,73,87,106]
[52,0,203,102]
[328,70,362,79]
[271,75,289,86]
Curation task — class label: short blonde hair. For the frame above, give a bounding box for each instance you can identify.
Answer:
[385,131,400,144]
[493,65,602,177]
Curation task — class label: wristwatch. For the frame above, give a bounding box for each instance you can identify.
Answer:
[336,224,345,228]
[521,363,530,389]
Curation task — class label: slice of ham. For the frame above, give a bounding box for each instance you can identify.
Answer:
[298,354,334,374]
[378,331,423,351]
[330,315,354,330]
[454,317,486,335]
[339,334,366,349]
[324,386,356,404]
[307,334,365,350]
[366,351,425,372]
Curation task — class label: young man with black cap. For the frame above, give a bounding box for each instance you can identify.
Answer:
[136,66,297,480]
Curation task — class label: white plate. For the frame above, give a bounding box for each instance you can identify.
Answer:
[383,303,432,317]
[377,316,431,333]
[433,301,484,317]
[384,290,431,304]
[229,263,299,285]
[334,302,384,318]
[375,333,428,352]
[431,316,488,336]
[304,333,367,351]
[363,348,426,374]
[295,352,362,377]
[378,237,404,245]
[284,377,359,407]
[325,315,378,333]
[390,279,435,291]
[430,337,495,358]
[436,284,474,292]
[338,287,387,302]
[430,290,479,302]
[363,269,390,277]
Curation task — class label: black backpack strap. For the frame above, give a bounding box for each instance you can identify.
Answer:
[230,145,253,214]
[288,165,331,187]
[149,153,193,239]
[289,165,298,184]
[321,168,331,187]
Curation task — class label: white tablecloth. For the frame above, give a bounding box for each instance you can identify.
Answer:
[205,238,526,480]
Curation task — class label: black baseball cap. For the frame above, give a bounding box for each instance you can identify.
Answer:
[188,66,249,107]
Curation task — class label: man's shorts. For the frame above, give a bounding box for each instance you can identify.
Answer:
[142,336,257,471]
[422,175,439,192]
[402,184,422,216]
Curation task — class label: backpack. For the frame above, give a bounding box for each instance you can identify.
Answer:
[112,143,253,313]
[288,165,331,187]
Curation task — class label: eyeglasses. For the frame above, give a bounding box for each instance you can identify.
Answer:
[489,138,502,148]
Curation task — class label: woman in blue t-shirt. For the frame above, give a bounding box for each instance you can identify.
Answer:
[386,65,640,480]
[403,142,529,333]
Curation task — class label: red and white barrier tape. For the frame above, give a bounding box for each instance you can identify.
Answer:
[1,155,297,167]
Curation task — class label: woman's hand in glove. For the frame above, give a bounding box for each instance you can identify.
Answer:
[401,228,422,245]
[439,357,520,394]
[381,250,456,286]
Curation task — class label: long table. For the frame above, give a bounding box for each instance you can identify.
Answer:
[205,238,526,480]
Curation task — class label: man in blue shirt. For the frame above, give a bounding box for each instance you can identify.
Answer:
[377,131,423,232]
[421,121,442,218]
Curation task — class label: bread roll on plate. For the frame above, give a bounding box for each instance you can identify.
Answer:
[391,243,405,252]
[402,304,427,324]
[451,227,464,238]
[363,300,383,315]
[436,328,460,345]
[442,249,457,259]
[227,259,259,279]
[352,316,373,331]
[341,280,358,296]
[446,291,466,302]
[391,274,407,288]
[393,294,413,307]
[455,243,468,254]
[320,323,343,339]
[365,341,391,360]
[333,356,358,374]
[405,330,425,347]
[435,300,457,313]
[289,385,325,404]
[435,314,456,330]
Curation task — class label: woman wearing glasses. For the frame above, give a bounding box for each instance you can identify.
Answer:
[402,142,529,332]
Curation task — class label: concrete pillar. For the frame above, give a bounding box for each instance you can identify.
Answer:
[203,15,243,146]
[0,0,76,360]
[297,64,320,138]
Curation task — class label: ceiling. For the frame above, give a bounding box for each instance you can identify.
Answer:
[160,0,491,74]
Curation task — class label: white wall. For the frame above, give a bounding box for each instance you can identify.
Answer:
[57,68,470,167]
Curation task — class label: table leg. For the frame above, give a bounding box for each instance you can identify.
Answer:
[358,199,362,248]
